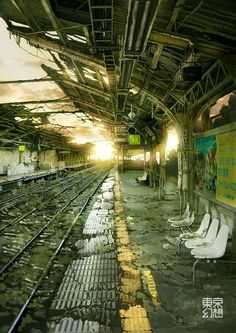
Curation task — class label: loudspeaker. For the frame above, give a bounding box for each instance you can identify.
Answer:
[182,65,202,81]
[128,127,136,135]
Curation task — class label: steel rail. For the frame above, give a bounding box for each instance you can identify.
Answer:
[7,172,108,333]
[0,172,103,275]
[0,171,94,234]
[0,166,96,209]
[0,176,69,206]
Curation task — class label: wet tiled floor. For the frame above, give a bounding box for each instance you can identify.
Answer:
[118,170,236,333]
[48,174,121,333]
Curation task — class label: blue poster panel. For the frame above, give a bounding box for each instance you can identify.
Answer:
[194,135,217,194]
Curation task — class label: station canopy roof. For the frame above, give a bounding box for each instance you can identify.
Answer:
[0,0,236,144]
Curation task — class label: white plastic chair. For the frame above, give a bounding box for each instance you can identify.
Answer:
[185,218,219,249]
[177,213,211,254]
[192,225,229,283]
[168,203,189,224]
[136,171,148,183]
[168,211,194,237]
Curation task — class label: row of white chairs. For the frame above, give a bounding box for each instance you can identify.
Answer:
[167,205,229,282]
[167,203,195,237]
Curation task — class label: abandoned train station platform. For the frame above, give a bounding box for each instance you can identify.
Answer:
[0,0,236,332]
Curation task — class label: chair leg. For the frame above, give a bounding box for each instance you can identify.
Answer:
[177,239,184,255]
[192,258,201,283]
[168,224,172,237]
[180,227,184,233]
[187,226,192,232]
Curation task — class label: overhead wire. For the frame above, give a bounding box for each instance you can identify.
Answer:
[21,24,85,36]
[176,0,205,30]
[9,21,110,137]
[13,35,54,63]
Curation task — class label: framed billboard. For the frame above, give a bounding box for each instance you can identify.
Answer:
[194,128,236,208]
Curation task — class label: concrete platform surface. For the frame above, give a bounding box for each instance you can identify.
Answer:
[118,170,236,333]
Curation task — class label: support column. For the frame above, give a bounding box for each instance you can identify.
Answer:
[159,142,166,199]
[143,146,147,170]
[149,142,158,188]
[121,145,124,173]
[178,121,194,210]
[187,129,194,206]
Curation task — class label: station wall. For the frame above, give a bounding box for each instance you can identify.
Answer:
[0,149,36,176]
[194,123,236,208]
[0,148,86,177]
[193,122,236,238]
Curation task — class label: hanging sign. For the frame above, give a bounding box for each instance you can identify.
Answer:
[18,145,26,152]
[128,134,141,145]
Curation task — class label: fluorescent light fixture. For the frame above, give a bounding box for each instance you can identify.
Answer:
[10,20,30,28]
[83,67,96,74]
[84,73,98,81]
[102,75,109,84]
[99,69,106,75]
[45,31,60,40]
[130,87,139,94]
[67,34,87,44]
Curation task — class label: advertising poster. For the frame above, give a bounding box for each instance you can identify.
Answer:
[194,135,217,194]
[216,131,236,207]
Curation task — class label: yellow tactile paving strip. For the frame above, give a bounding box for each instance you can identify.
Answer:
[120,305,152,332]
[143,270,161,306]
[119,264,141,303]
[121,275,141,294]
[117,246,134,262]
[116,218,130,245]
[115,171,158,333]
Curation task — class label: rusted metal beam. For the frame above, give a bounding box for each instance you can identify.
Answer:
[54,5,90,26]
[30,110,113,124]
[40,0,67,43]
[41,64,111,99]
[135,87,184,143]
[193,82,236,121]
[149,31,236,63]
[149,31,190,48]
[0,92,111,122]
[39,0,88,86]
[10,0,41,31]
[0,78,52,84]
[0,98,70,105]
[63,78,111,99]
[8,27,106,70]
[72,99,112,116]
[150,0,185,69]
[38,0,97,105]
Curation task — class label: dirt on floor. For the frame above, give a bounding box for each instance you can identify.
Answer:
[118,170,236,333]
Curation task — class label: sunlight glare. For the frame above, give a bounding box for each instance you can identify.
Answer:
[71,136,88,144]
[166,128,179,157]
[94,141,115,160]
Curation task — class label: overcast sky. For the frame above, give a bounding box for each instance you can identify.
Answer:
[0,18,64,103]
[0,18,110,144]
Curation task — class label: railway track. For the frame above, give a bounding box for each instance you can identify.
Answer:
[0,170,109,333]
[0,166,96,215]
[0,177,89,236]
